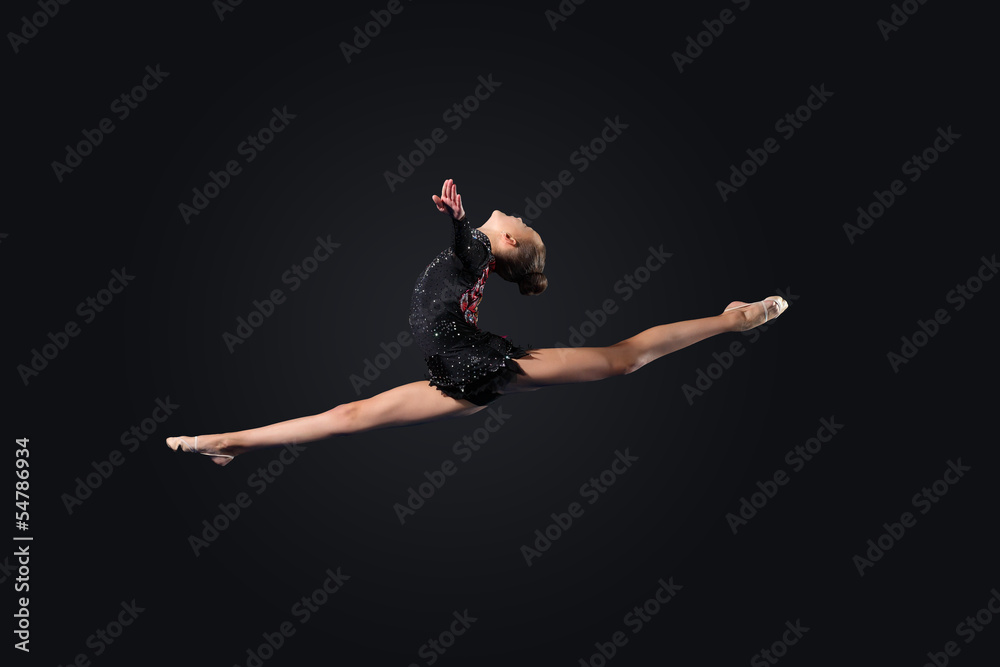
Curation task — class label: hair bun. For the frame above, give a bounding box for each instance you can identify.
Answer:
[518,271,548,296]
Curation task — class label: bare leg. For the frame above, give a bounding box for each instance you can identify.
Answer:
[166,381,488,464]
[504,297,787,392]
[167,297,787,464]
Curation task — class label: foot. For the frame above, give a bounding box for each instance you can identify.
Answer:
[723,296,788,332]
[166,435,236,467]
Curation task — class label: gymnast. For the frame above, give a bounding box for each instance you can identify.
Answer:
[167,178,787,464]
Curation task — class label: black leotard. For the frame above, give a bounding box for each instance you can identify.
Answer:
[408,215,532,405]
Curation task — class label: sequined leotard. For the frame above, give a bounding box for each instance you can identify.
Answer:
[409,215,532,405]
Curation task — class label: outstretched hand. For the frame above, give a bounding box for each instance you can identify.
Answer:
[431,178,466,220]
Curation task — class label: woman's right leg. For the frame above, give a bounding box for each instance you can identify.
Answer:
[504,297,786,393]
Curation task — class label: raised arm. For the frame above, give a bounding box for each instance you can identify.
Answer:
[431,178,489,271]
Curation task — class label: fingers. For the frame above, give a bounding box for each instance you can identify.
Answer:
[449,180,463,217]
[435,179,463,217]
[442,178,456,200]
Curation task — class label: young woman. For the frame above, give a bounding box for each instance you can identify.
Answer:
[167,179,788,465]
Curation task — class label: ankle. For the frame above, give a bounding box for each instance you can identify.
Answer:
[720,311,744,333]
[215,436,239,457]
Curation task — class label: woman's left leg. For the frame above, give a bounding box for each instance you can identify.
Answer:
[166,380,489,463]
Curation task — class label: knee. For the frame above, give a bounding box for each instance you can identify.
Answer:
[610,342,639,376]
[621,358,644,376]
[324,402,360,430]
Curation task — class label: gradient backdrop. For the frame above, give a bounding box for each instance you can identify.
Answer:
[6,1,996,665]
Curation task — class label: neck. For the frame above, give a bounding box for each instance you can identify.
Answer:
[476,223,504,255]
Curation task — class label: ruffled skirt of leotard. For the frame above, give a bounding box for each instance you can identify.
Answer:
[423,330,533,406]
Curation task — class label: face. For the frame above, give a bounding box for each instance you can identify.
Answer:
[490,210,543,248]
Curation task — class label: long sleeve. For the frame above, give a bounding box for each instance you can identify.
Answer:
[451,215,490,272]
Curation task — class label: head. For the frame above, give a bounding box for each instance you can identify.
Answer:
[484,210,547,296]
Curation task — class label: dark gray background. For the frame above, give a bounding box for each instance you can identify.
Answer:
[6,0,996,665]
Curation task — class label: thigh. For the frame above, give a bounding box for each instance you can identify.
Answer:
[353,380,488,432]
[503,345,629,394]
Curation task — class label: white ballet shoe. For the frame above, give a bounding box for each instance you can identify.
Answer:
[724,297,788,326]
[175,436,234,466]
[725,300,771,323]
